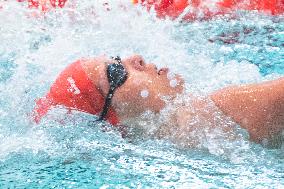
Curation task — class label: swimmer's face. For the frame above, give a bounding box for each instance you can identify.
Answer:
[92,55,184,119]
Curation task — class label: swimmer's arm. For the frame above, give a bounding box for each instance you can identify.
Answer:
[210,77,284,143]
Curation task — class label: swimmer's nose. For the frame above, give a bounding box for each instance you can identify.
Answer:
[124,55,147,71]
[125,55,145,65]
[147,63,158,72]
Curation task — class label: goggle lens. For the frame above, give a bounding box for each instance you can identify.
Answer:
[98,56,128,121]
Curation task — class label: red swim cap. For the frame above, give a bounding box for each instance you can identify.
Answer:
[33,60,119,125]
[25,0,67,11]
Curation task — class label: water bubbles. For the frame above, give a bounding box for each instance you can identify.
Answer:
[140,89,149,98]
[167,72,178,88]
[170,79,177,88]
[261,138,269,147]
[167,72,175,80]
[220,46,233,54]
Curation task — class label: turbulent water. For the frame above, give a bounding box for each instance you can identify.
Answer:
[0,0,283,188]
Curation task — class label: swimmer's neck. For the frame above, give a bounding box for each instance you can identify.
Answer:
[123,77,284,147]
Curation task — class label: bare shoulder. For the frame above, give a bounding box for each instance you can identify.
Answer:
[209,77,284,142]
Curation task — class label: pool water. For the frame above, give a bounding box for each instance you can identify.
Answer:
[0,1,283,188]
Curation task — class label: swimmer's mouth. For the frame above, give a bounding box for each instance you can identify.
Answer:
[157,67,169,75]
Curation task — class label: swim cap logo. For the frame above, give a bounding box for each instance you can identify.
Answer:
[67,77,80,95]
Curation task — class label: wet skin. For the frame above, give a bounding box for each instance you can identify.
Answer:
[82,55,284,144]
[82,55,184,119]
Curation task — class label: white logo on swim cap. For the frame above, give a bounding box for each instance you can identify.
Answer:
[67,77,81,95]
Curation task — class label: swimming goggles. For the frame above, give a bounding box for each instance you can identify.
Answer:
[98,56,128,121]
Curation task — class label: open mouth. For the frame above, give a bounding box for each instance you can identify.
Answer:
[157,67,169,75]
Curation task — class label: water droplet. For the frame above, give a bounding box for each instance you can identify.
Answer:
[262,138,268,147]
[140,90,149,98]
[170,79,177,88]
[167,72,175,80]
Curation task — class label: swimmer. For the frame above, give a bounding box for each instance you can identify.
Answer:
[33,55,284,147]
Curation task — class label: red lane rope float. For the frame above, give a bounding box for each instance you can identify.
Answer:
[17,0,67,11]
[133,0,284,20]
[14,0,284,15]
[219,0,284,15]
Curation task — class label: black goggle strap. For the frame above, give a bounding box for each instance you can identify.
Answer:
[98,56,128,121]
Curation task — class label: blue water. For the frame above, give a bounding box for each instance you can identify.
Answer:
[0,1,283,188]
